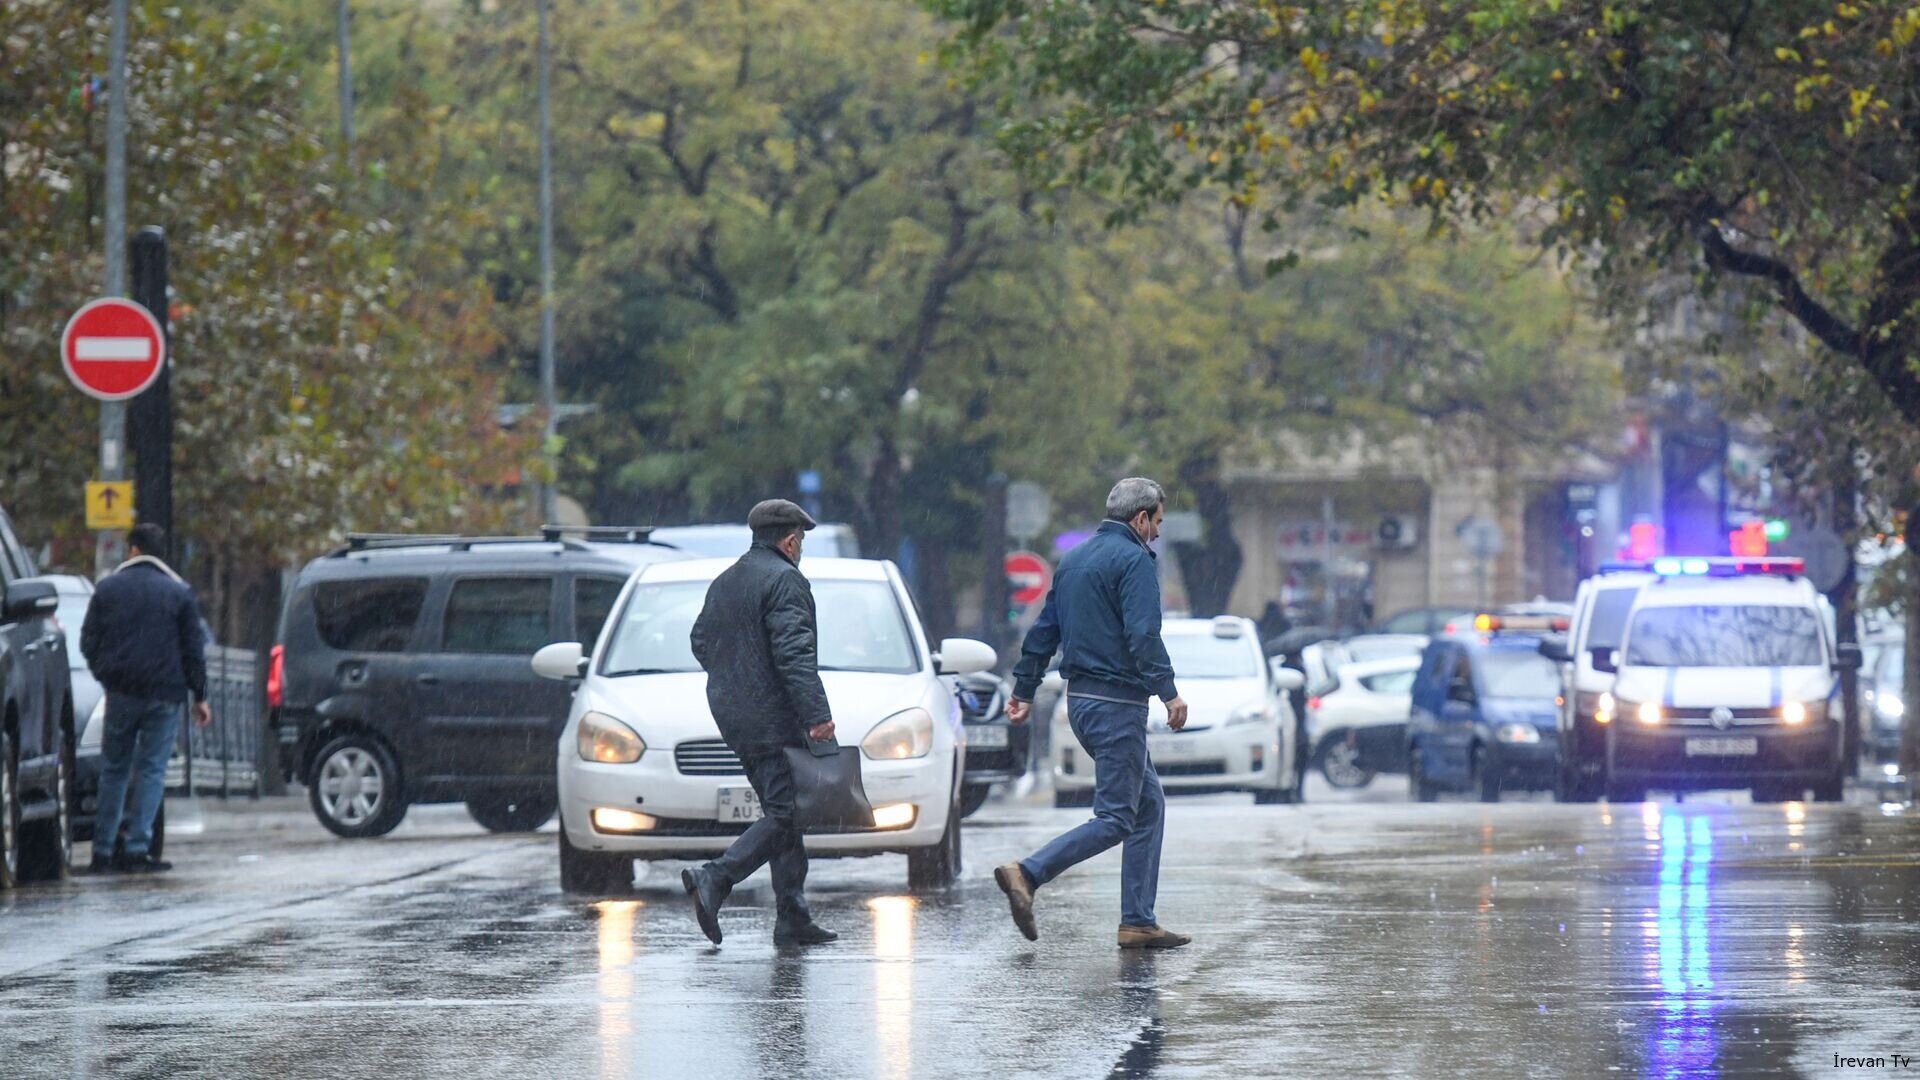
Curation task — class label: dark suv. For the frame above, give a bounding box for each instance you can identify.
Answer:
[0,503,75,889]
[273,528,686,838]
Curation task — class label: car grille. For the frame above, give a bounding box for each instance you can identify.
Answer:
[675,740,744,776]
[1663,707,1787,728]
[1157,761,1228,777]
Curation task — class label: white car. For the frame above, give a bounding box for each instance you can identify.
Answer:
[536,556,996,893]
[1051,616,1306,806]
[1599,559,1857,803]
[1305,654,1420,788]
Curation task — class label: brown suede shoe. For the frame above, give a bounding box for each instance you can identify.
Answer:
[1118,924,1191,950]
[994,863,1039,941]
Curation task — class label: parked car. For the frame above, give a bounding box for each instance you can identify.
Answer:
[1861,635,1904,771]
[0,503,76,888]
[1408,616,1566,802]
[540,555,995,892]
[649,523,862,558]
[48,574,111,847]
[1051,616,1307,807]
[952,671,1027,817]
[274,528,689,838]
[1306,654,1420,788]
[1538,566,1653,801]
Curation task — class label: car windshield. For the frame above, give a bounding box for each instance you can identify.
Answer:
[1624,605,1825,667]
[1584,586,1641,651]
[600,578,918,676]
[1475,650,1562,698]
[1164,633,1260,678]
[56,597,89,669]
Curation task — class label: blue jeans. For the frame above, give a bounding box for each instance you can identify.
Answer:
[93,693,181,858]
[705,749,811,928]
[1022,697,1166,927]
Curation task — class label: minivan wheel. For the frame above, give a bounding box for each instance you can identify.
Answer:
[20,730,74,882]
[0,729,21,889]
[1472,745,1501,804]
[467,792,557,833]
[1408,748,1438,803]
[309,734,408,838]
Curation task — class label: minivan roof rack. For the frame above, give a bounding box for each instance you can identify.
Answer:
[539,523,659,544]
[331,532,592,556]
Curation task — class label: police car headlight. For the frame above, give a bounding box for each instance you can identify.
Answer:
[1227,701,1273,727]
[80,696,106,752]
[1875,694,1904,724]
[1780,701,1809,725]
[1636,701,1663,726]
[1594,692,1615,725]
[862,708,933,760]
[1496,722,1542,744]
[577,711,645,764]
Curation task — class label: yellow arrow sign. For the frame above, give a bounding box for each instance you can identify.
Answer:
[86,481,134,530]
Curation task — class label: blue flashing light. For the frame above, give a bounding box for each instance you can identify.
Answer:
[1652,558,1683,575]
[1680,559,1711,576]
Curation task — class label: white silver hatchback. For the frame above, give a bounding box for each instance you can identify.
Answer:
[535,556,996,893]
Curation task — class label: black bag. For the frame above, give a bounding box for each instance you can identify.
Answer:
[783,739,874,831]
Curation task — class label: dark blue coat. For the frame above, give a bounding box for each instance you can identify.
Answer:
[80,560,208,703]
[1011,520,1179,705]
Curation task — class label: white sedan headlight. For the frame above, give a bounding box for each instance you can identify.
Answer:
[577,710,645,764]
[80,696,106,752]
[862,707,933,760]
[1226,701,1273,727]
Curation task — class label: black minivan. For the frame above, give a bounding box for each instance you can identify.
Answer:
[274,528,686,838]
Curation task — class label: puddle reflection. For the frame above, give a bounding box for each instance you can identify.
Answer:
[595,900,639,1080]
[869,896,916,1080]
[1646,812,1715,1079]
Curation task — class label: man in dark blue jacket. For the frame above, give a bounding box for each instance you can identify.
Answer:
[79,524,208,873]
[996,478,1191,949]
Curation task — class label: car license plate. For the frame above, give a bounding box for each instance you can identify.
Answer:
[1150,736,1197,760]
[968,725,1009,749]
[717,786,763,823]
[1686,737,1758,757]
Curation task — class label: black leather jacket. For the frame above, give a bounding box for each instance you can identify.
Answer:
[690,543,833,756]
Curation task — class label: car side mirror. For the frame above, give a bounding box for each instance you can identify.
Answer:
[1589,648,1618,675]
[1,578,58,621]
[531,641,586,680]
[1835,642,1862,672]
[934,637,997,676]
[1446,679,1476,704]
[1537,634,1572,663]
[1270,664,1305,692]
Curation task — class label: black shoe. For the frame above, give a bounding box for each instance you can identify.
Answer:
[112,852,172,874]
[773,921,838,946]
[87,854,115,875]
[681,867,728,945]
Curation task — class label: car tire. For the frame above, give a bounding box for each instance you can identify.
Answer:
[466,792,558,833]
[1253,784,1293,805]
[1408,747,1438,803]
[1317,737,1376,790]
[557,817,632,894]
[907,773,963,891]
[0,728,21,890]
[308,733,408,838]
[1472,745,1501,803]
[1052,788,1093,809]
[959,783,991,819]
[19,729,74,882]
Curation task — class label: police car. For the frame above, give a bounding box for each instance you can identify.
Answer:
[1590,557,1860,803]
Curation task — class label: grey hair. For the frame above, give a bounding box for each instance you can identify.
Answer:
[1105,477,1166,523]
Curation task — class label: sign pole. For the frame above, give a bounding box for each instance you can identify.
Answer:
[97,0,131,576]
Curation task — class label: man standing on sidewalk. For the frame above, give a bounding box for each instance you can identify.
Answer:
[682,499,840,947]
[80,524,209,874]
[998,478,1192,949]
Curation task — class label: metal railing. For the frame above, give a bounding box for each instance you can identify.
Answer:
[164,644,261,798]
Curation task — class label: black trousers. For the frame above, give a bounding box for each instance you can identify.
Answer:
[705,748,811,927]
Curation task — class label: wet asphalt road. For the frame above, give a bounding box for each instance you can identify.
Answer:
[1,779,1917,1080]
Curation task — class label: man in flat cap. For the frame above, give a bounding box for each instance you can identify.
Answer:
[682,499,839,946]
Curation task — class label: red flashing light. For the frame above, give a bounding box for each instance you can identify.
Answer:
[266,644,285,708]
[1729,520,1768,558]
[1628,522,1662,561]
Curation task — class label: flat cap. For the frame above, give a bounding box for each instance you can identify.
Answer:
[747,498,818,532]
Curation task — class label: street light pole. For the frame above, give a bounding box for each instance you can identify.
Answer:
[97,0,131,576]
[337,0,353,169]
[535,0,558,525]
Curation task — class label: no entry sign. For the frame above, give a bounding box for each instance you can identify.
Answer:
[1005,550,1051,607]
[62,297,166,401]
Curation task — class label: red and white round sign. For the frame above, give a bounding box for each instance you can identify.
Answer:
[1005,550,1051,607]
[61,298,166,401]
